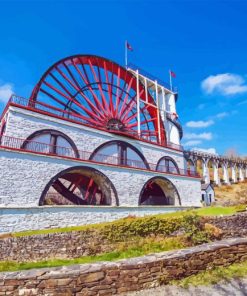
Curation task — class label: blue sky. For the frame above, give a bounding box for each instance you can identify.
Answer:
[0,0,247,155]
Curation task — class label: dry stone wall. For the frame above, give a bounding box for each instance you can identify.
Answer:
[1,212,247,263]
[1,238,247,295]
[205,212,247,238]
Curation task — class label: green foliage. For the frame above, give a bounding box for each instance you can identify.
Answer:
[173,260,247,288]
[101,215,184,241]
[101,213,208,244]
[182,214,210,244]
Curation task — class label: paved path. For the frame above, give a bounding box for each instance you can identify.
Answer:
[125,278,247,296]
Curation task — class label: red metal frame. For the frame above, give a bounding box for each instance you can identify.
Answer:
[29,55,166,145]
[0,134,199,178]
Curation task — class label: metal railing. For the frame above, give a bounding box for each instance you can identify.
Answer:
[128,63,178,93]
[0,135,199,177]
[185,149,247,165]
[5,95,183,151]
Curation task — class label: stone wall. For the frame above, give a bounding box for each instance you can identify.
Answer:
[205,212,247,238]
[1,237,247,295]
[0,230,110,262]
[0,206,190,234]
[1,212,247,262]
[0,148,201,207]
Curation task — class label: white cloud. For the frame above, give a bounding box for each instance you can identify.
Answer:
[183,140,202,146]
[191,147,217,155]
[183,132,213,140]
[186,120,214,128]
[0,83,14,103]
[201,73,247,96]
[215,112,229,119]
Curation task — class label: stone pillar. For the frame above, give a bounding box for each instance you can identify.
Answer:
[231,165,237,183]
[239,166,244,181]
[223,163,230,184]
[202,159,210,184]
[213,162,220,185]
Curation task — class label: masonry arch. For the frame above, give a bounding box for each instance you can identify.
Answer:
[156,156,179,174]
[139,176,181,206]
[90,140,150,170]
[39,166,119,206]
[22,129,79,158]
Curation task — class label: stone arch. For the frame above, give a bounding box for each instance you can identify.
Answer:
[186,158,196,172]
[156,156,180,174]
[89,140,150,170]
[39,166,119,206]
[21,129,79,158]
[139,176,181,206]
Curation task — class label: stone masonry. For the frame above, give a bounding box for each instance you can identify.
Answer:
[1,237,247,295]
[1,212,247,262]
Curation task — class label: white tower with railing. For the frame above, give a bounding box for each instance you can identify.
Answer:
[128,65,182,147]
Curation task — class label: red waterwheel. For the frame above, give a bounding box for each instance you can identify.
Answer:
[30,55,166,145]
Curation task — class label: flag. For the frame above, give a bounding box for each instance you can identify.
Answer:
[126,42,133,51]
[170,70,176,78]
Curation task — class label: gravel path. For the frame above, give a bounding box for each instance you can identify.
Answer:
[125,278,247,296]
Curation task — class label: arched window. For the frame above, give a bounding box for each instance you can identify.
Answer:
[156,156,179,174]
[22,129,79,158]
[90,140,150,170]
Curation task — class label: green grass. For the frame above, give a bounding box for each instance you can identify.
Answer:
[0,237,186,272]
[193,205,244,216]
[173,260,247,288]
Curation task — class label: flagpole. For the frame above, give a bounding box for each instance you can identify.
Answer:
[169,70,172,90]
[125,40,127,68]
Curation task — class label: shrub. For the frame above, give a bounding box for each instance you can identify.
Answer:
[204,223,223,239]
[101,213,206,243]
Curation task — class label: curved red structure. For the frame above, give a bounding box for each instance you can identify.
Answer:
[29,55,166,145]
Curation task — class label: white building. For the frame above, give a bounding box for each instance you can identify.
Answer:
[201,184,215,206]
[0,55,202,233]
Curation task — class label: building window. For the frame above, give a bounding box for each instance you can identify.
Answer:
[90,140,149,170]
[22,129,79,158]
[156,156,179,174]
[202,194,205,201]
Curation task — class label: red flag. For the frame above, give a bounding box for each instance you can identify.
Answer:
[127,42,133,51]
[170,70,176,78]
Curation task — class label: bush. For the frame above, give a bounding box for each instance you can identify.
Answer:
[101,213,207,243]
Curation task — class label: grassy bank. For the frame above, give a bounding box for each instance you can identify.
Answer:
[0,205,245,273]
[6,205,244,238]
[173,260,247,288]
[0,236,186,272]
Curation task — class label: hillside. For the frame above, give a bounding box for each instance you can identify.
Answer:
[215,180,247,206]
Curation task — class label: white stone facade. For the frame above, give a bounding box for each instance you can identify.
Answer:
[0,103,202,233]
[0,147,201,207]
[0,206,192,234]
[4,106,186,168]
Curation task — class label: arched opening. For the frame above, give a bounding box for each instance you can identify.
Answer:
[187,159,196,173]
[195,158,203,178]
[22,129,79,158]
[39,166,118,206]
[139,177,181,206]
[90,140,150,170]
[156,156,179,174]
